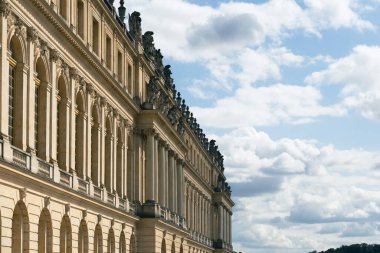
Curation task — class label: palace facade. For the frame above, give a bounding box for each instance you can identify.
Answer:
[0,0,234,253]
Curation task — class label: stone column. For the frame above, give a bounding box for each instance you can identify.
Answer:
[164,145,169,207]
[177,159,184,216]
[37,80,52,161]
[145,129,155,202]
[168,150,175,210]
[173,157,177,213]
[123,124,128,198]
[0,4,10,139]
[69,68,79,172]
[158,141,166,206]
[219,204,223,240]
[112,112,118,193]
[50,51,58,164]
[85,86,92,181]
[229,211,232,244]
[100,98,106,186]
[26,29,37,153]
[154,134,159,201]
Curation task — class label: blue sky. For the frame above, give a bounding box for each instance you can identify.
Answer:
[118,1,380,252]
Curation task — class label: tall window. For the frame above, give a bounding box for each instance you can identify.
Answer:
[35,58,48,159]
[12,201,29,253]
[8,37,23,148]
[8,47,16,145]
[117,51,122,83]
[38,209,52,253]
[127,64,132,94]
[57,77,68,170]
[78,220,88,253]
[92,18,99,56]
[77,0,84,39]
[105,36,111,69]
[91,105,100,185]
[60,215,72,253]
[34,74,40,155]
[94,224,102,253]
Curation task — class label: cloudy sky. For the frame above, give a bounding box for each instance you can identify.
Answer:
[116,0,380,252]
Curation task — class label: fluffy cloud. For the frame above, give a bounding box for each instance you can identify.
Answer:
[191,84,345,128]
[213,127,380,252]
[306,45,380,121]
[121,0,373,62]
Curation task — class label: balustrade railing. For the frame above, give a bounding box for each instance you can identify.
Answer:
[77,177,88,194]
[12,146,30,169]
[59,170,72,187]
[107,192,115,205]
[129,202,136,214]
[93,185,102,200]
[119,197,126,210]
[37,159,52,179]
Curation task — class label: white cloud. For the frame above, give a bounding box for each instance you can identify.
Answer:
[306,45,380,121]
[191,84,345,128]
[212,127,380,252]
[121,0,374,63]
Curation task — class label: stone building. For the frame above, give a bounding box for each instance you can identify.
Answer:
[0,0,234,252]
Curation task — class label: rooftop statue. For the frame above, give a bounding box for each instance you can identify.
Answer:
[142,31,156,61]
[155,49,164,74]
[163,65,174,88]
[128,11,142,42]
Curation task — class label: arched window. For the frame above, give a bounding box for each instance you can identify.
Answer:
[78,220,88,253]
[107,228,115,253]
[171,241,175,253]
[75,92,85,178]
[38,208,52,253]
[116,127,123,196]
[35,57,48,159]
[179,244,183,253]
[12,201,29,253]
[60,215,72,253]
[91,104,100,186]
[94,224,103,253]
[161,239,166,253]
[105,118,112,191]
[8,36,24,148]
[129,234,136,253]
[119,231,126,253]
[57,76,68,170]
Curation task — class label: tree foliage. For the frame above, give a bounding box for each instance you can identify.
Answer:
[309,244,380,253]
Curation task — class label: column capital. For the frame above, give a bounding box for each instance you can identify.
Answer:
[0,0,10,18]
[177,159,185,167]
[143,128,155,137]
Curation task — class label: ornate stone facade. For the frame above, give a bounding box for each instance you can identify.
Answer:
[0,0,234,253]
